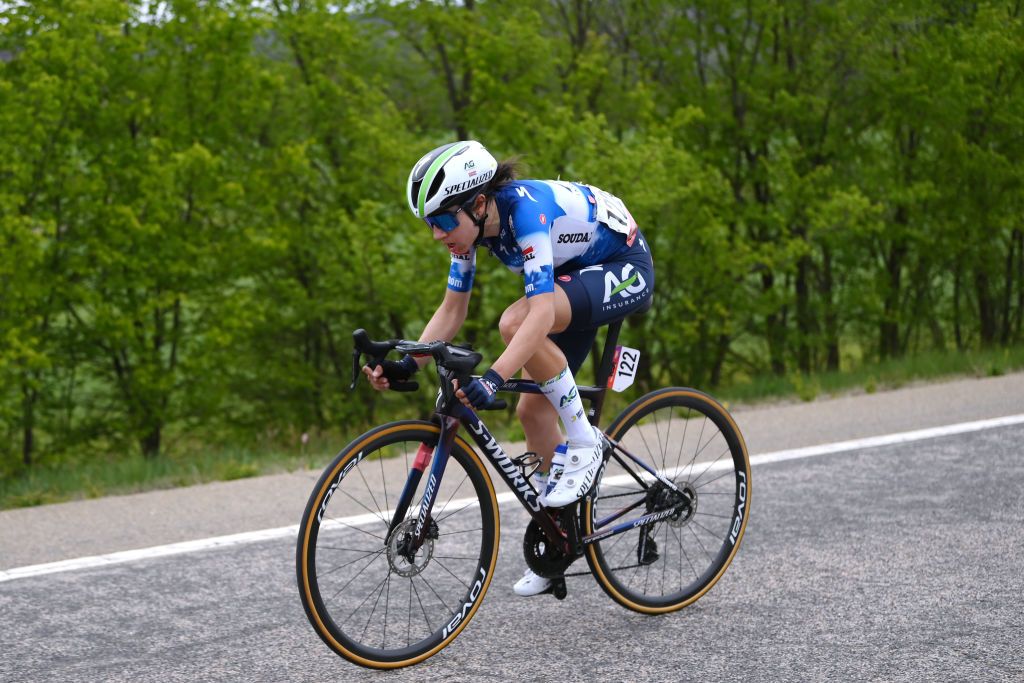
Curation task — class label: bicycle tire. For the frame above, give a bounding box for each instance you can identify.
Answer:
[583,388,750,613]
[296,420,499,669]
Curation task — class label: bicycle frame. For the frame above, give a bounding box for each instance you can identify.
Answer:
[383,320,688,560]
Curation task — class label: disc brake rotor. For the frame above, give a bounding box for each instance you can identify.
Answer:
[668,482,697,528]
[386,518,437,577]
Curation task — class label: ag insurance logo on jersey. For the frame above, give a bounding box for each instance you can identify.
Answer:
[602,263,648,310]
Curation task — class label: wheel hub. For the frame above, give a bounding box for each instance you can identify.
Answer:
[386,518,437,577]
[668,482,697,528]
[646,482,697,528]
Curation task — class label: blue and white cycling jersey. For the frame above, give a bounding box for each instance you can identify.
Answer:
[446,180,639,298]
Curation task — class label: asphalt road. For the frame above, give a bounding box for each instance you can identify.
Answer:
[3,407,1023,681]
[4,372,1022,570]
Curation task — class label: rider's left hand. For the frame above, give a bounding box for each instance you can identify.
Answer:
[457,369,504,410]
[362,354,417,391]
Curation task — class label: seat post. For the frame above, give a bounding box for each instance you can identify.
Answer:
[595,320,623,387]
[589,320,623,425]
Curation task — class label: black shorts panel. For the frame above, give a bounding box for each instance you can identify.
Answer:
[550,231,654,374]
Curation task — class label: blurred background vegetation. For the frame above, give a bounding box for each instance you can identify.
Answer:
[1,0,1022,505]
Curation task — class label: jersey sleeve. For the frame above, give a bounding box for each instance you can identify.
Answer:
[510,195,555,298]
[447,248,476,293]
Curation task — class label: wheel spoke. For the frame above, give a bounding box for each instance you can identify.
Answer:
[327,548,386,599]
[298,427,498,666]
[416,570,456,614]
[406,578,413,647]
[590,392,748,612]
[687,521,714,563]
[436,500,478,525]
[316,548,385,577]
[437,527,483,537]
[334,488,390,533]
[430,557,472,592]
[690,446,734,488]
[355,455,389,531]
[341,569,390,628]
[434,471,470,519]
[321,510,387,540]
[380,447,392,529]
[674,407,692,482]
[410,573,432,635]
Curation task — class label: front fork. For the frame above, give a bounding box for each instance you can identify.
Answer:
[389,410,580,561]
[387,416,460,551]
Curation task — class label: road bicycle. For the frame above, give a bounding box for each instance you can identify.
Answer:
[296,321,751,669]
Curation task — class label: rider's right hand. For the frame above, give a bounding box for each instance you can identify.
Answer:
[362,355,418,391]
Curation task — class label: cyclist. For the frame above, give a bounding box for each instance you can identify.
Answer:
[363,140,654,596]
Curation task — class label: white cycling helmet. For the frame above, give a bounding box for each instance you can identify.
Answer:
[406,140,498,218]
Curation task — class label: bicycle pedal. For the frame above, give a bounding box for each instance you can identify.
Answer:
[549,577,567,601]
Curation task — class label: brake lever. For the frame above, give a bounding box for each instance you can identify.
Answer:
[349,348,362,390]
[352,349,421,393]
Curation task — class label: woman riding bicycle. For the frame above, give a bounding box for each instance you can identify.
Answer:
[363,140,655,596]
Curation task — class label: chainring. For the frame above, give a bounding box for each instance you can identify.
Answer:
[522,519,575,579]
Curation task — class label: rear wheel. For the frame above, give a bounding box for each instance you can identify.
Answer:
[583,388,750,613]
[296,421,499,668]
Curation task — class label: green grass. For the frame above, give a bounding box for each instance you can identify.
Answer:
[717,344,1024,406]
[0,441,329,510]
[3,344,1023,511]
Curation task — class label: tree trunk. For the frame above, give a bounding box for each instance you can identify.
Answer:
[1016,228,1024,343]
[762,271,786,376]
[953,265,964,350]
[1001,228,1017,345]
[975,267,996,347]
[141,425,161,459]
[710,332,730,388]
[795,247,812,374]
[21,380,35,467]
[821,246,840,371]
[880,229,907,359]
[312,321,325,430]
[688,317,710,388]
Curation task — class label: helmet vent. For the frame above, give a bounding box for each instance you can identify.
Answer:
[408,179,421,209]
[425,170,446,212]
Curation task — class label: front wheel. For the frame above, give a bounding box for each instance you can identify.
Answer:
[296,420,499,669]
[583,388,750,613]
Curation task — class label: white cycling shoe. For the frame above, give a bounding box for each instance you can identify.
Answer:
[541,427,604,508]
[513,569,552,596]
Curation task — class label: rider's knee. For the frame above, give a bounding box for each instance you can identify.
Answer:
[515,395,534,424]
[498,306,525,344]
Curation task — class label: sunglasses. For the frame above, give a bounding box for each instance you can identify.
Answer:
[424,207,463,233]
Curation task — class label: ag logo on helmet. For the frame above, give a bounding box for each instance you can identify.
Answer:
[603,264,647,303]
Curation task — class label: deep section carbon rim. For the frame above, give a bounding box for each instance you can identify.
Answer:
[297,422,498,668]
[584,388,750,612]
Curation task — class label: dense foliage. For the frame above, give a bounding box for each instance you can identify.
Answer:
[2,0,1022,470]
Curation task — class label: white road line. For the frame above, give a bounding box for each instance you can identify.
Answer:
[3,413,1022,584]
[748,413,1024,466]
